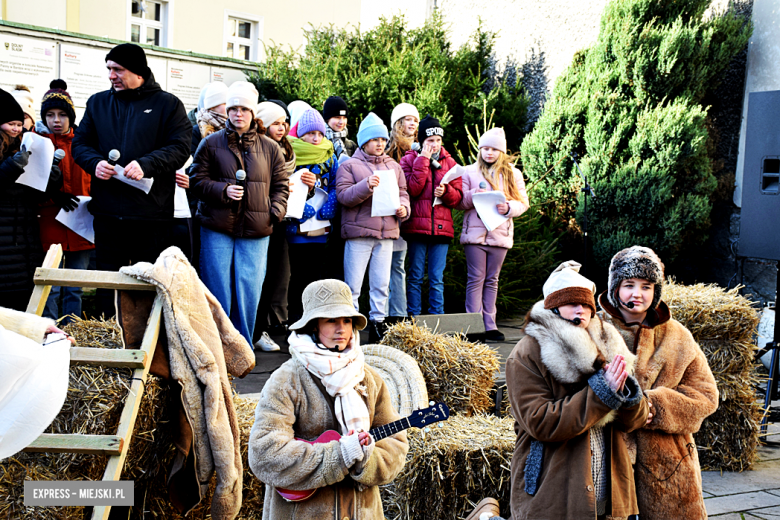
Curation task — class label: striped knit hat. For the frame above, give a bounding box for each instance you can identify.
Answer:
[41,80,77,125]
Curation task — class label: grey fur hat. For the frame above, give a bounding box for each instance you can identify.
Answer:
[289,279,367,332]
[607,246,665,310]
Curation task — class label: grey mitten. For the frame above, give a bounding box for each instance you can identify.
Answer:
[339,433,364,469]
[11,146,31,171]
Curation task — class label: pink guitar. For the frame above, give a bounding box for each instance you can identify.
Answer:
[277,401,451,502]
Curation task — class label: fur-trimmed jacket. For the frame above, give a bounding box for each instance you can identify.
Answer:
[599,294,719,520]
[248,356,409,519]
[506,301,648,520]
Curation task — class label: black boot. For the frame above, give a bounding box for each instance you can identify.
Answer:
[368,320,385,344]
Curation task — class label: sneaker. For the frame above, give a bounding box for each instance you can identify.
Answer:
[465,497,501,520]
[254,331,280,352]
[484,329,505,342]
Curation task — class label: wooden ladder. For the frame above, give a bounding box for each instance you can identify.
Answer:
[22,244,162,520]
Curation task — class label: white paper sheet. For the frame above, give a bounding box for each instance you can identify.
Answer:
[433,165,465,206]
[299,188,330,232]
[112,164,155,194]
[55,195,94,243]
[15,133,55,192]
[473,191,509,232]
[173,156,193,218]
[371,170,401,217]
[285,171,309,220]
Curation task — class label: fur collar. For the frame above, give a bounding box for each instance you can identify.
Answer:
[524,301,636,384]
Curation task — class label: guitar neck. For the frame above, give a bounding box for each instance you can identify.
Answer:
[369,417,412,442]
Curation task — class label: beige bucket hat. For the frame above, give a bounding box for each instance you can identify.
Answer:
[289,279,367,331]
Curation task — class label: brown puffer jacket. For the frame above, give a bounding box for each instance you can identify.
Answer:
[191,119,289,238]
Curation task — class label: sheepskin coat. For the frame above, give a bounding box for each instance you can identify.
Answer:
[599,294,719,520]
[249,356,409,520]
[506,301,648,520]
[120,247,255,520]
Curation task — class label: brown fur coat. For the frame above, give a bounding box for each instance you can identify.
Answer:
[599,294,719,520]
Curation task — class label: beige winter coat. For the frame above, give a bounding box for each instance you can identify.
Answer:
[120,247,255,520]
[249,356,409,520]
[599,294,719,520]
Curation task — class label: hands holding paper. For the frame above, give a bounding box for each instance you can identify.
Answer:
[123,160,144,181]
[367,174,380,189]
[299,169,316,189]
[433,184,446,198]
[396,206,407,218]
[175,171,189,189]
[96,160,143,180]
[496,202,509,215]
[11,145,31,171]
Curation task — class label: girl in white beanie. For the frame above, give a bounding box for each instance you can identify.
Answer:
[457,127,530,341]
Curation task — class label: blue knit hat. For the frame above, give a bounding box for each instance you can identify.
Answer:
[297,108,327,137]
[357,112,389,148]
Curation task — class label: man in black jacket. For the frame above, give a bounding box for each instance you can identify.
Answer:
[73,43,191,314]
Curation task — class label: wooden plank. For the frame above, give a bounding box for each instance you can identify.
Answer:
[23,434,123,455]
[92,295,162,520]
[26,244,64,315]
[414,312,486,335]
[70,347,146,369]
[34,268,155,291]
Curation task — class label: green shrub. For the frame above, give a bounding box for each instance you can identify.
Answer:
[248,14,529,160]
[520,0,751,265]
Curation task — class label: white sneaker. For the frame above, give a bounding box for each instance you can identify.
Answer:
[254,332,280,352]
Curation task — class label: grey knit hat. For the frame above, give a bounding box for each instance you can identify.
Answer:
[289,279,367,331]
[607,246,665,310]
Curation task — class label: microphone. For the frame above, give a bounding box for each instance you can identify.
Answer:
[53,149,66,166]
[233,169,246,212]
[552,308,581,326]
[479,181,487,190]
[108,149,121,166]
[619,298,635,309]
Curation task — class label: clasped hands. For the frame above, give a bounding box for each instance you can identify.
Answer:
[603,354,654,425]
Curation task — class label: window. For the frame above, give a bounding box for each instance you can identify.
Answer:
[128,0,169,47]
[223,11,263,62]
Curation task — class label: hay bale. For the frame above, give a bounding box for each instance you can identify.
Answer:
[664,281,762,471]
[382,415,514,520]
[380,320,499,415]
[364,344,429,416]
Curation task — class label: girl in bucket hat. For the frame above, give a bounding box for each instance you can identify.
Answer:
[505,261,648,520]
[598,246,718,519]
[248,279,409,520]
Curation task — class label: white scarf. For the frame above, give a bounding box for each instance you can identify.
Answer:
[288,332,370,435]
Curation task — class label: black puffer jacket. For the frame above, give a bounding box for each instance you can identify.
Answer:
[72,73,191,220]
[191,119,289,238]
[0,138,44,292]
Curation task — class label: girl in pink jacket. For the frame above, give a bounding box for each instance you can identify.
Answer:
[457,128,529,341]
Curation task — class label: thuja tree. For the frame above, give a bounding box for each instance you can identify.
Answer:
[248,14,529,158]
[520,0,751,265]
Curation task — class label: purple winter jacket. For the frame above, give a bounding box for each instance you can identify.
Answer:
[336,148,411,240]
[457,163,529,249]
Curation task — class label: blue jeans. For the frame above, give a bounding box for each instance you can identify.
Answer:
[200,227,269,344]
[386,249,407,317]
[43,249,92,324]
[406,241,448,315]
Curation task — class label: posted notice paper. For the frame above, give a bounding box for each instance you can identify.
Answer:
[371,170,401,217]
[55,196,94,243]
[112,164,154,194]
[16,133,55,192]
[433,165,465,206]
[299,188,330,233]
[285,171,309,220]
[472,191,509,232]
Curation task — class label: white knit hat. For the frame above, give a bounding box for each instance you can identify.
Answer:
[288,100,313,128]
[390,103,420,127]
[256,101,287,129]
[542,261,597,313]
[12,88,36,123]
[289,279,367,331]
[226,81,258,115]
[478,127,507,153]
[202,81,228,111]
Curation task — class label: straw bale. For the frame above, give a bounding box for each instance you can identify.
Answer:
[382,414,515,520]
[381,321,500,415]
[695,396,763,471]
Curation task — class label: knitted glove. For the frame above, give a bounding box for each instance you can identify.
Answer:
[339,433,364,469]
[52,192,80,212]
[10,146,31,171]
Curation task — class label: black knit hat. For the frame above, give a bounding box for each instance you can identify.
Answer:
[105,43,151,78]
[323,96,349,121]
[417,114,444,142]
[607,246,665,310]
[268,99,290,123]
[41,79,77,125]
[0,87,25,127]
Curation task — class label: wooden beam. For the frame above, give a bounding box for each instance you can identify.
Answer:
[25,245,63,316]
[70,347,146,369]
[92,295,162,520]
[23,434,123,456]
[34,268,155,291]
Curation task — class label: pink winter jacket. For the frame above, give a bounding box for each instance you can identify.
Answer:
[457,163,529,249]
[336,148,411,240]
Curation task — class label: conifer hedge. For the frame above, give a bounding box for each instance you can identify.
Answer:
[520,0,751,265]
